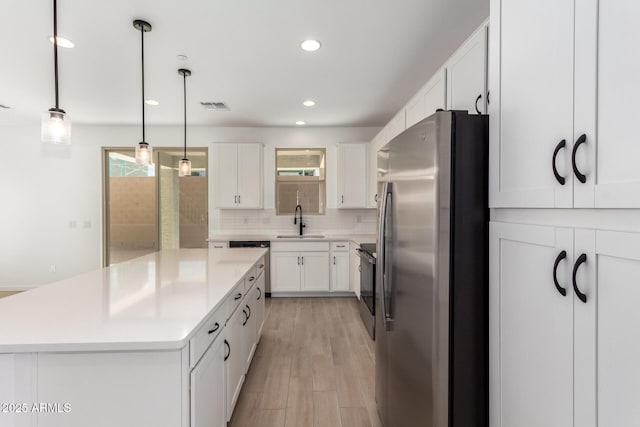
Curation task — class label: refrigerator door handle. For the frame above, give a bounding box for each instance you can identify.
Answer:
[378,181,393,331]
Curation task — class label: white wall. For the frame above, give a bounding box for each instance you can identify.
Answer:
[0,122,379,289]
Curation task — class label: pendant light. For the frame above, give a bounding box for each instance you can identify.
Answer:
[133,19,153,165]
[178,68,192,177]
[42,0,71,144]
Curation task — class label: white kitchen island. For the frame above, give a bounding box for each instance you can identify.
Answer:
[0,248,267,427]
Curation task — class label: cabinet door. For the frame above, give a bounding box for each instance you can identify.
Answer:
[489,0,574,208]
[255,274,265,338]
[242,299,257,371]
[385,110,406,142]
[574,229,640,427]
[573,1,640,207]
[490,222,574,427]
[191,336,226,427]
[271,252,301,291]
[216,144,239,209]
[301,252,330,291]
[331,252,350,292]
[338,143,367,208]
[406,68,447,128]
[237,143,263,209]
[225,306,245,421]
[447,24,487,114]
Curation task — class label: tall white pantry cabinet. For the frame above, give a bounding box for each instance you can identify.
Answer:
[489,0,640,426]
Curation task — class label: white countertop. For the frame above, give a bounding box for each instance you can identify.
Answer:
[209,234,377,245]
[0,248,267,353]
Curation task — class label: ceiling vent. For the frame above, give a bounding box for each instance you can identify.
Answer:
[200,101,230,111]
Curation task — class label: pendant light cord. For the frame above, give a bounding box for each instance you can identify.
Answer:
[140,27,146,143]
[183,73,187,158]
[53,0,59,109]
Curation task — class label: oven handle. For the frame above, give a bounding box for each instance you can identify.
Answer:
[377,181,393,331]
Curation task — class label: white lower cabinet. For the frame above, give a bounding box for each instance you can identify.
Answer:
[225,301,245,421]
[255,273,266,338]
[242,286,257,371]
[270,242,331,293]
[491,222,640,427]
[190,335,226,427]
[330,242,350,292]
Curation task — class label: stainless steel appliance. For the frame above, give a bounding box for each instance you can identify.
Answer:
[229,241,271,296]
[375,111,488,427]
[356,243,376,339]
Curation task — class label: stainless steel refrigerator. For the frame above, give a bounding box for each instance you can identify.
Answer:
[375,111,488,427]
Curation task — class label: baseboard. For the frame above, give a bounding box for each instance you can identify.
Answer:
[270,291,356,298]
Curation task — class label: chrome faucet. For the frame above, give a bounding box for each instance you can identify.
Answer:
[294,204,306,236]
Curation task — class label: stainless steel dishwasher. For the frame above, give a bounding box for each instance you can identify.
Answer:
[228,241,271,296]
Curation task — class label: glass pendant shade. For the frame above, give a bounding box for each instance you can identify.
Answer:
[135,141,153,165]
[179,158,192,177]
[41,108,71,144]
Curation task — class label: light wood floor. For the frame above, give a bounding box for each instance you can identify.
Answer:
[230,297,382,427]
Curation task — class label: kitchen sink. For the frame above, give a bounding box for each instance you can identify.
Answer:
[276,235,325,239]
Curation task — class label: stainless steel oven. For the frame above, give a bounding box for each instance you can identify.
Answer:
[356,243,376,339]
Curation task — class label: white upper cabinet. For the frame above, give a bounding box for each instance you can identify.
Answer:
[406,67,447,128]
[573,0,640,208]
[489,0,574,208]
[215,143,263,209]
[385,110,406,142]
[337,143,368,208]
[446,23,488,115]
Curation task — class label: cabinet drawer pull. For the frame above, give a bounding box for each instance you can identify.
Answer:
[572,134,587,184]
[301,256,304,265]
[238,195,241,204]
[572,253,588,303]
[257,287,262,300]
[333,256,336,265]
[297,256,300,265]
[248,276,255,282]
[242,309,248,326]
[475,94,482,114]
[375,194,378,202]
[552,139,567,185]
[208,322,220,334]
[234,293,242,300]
[224,340,230,361]
[259,264,264,269]
[552,251,567,296]
[246,304,251,320]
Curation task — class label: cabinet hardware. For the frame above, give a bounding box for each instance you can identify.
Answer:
[475,94,482,114]
[571,134,587,184]
[259,264,264,269]
[552,139,567,185]
[337,244,345,248]
[234,293,242,300]
[572,253,588,303]
[301,256,304,265]
[375,194,378,203]
[248,276,255,282]
[297,256,300,265]
[207,322,220,334]
[234,195,237,204]
[487,90,490,105]
[246,304,251,320]
[242,309,248,326]
[552,251,567,296]
[257,287,262,300]
[224,340,230,361]
[333,256,336,265]
[238,195,241,204]
[341,195,344,204]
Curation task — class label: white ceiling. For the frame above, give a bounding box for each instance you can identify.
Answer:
[0,0,488,127]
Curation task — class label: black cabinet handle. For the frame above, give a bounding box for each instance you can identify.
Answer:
[238,195,241,204]
[553,251,567,296]
[208,322,220,334]
[248,276,255,282]
[301,256,304,265]
[224,340,230,361]
[257,287,262,300]
[475,94,482,114]
[552,139,567,185]
[246,304,251,320]
[487,90,490,105]
[297,256,300,265]
[572,253,588,303]
[234,293,242,300]
[242,309,248,326]
[572,134,587,184]
[259,264,264,269]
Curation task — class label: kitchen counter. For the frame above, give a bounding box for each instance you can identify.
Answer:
[0,248,267,353]
[209,234,377,245]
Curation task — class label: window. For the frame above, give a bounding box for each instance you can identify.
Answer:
[275,148,326,215]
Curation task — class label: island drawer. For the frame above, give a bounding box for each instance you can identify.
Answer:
[190,307,225,368]
[225,281,245,320]
[330,241,349,251]
[244,273,258,295]
[256,256,266,277]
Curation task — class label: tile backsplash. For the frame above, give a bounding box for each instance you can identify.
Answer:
[212,208,377,236]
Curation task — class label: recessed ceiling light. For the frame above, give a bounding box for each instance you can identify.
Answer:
[48,36,75,48]
[303,100,316,107]
[296,121,306,126]
[300,39,321,52]
[145,99,159,106]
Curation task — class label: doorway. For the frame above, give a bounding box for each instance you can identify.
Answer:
[103,147,208,266]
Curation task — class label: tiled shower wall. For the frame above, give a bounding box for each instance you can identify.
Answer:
[212,208,377,236]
